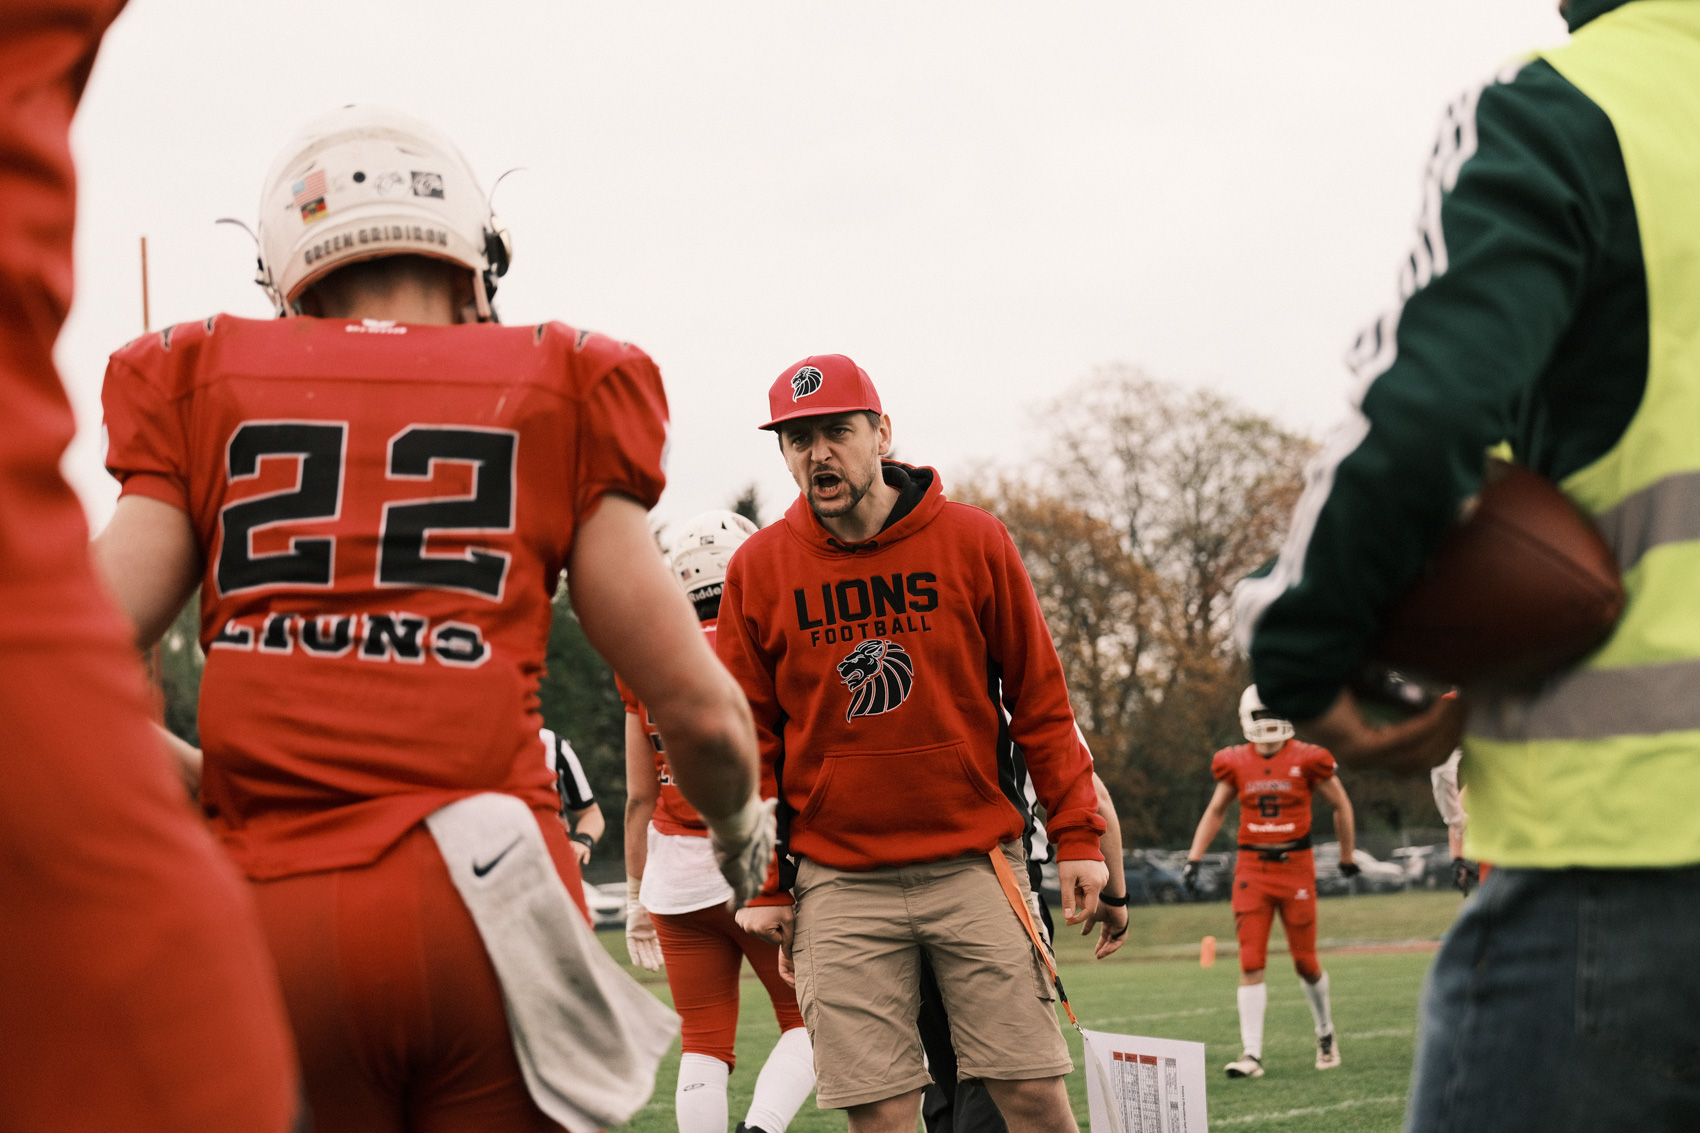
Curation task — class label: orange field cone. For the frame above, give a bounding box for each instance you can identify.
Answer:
[1200,935,1217,968]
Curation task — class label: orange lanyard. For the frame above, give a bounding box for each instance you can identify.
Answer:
[988,849,1078,1028]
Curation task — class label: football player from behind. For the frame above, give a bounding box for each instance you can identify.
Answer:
[624,510,816,1133]
[1184,686,1358,1078]
[92,106,768,1133]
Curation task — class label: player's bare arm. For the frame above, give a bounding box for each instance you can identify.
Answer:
[624,712,660,881]
[569,493,771,906]
[1316,775,1356,864]
[91,495,202,649]
[569,494,757,822]
[1082,772,1130,959]
[1295,687,1463,775]
[622,712,665,971]
[91,500,218,802]
[1187,780,1237,863]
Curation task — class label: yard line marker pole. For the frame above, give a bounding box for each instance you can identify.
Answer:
[140,235,150,332]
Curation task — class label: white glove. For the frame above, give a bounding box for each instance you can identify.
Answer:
[709,795,778,910]
[625,877,663,971]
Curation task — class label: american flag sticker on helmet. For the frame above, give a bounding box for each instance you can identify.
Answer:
[293,169,328,224]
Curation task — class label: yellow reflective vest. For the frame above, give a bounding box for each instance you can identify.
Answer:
[1466,1,1700,867]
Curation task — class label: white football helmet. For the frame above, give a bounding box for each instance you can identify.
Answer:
[670,510,759,603]
[251,105,512,320]
[1240,685,1295,745]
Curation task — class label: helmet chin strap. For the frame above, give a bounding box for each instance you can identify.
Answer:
[474,170,518,324]
[472,270,496,322]
[216,217,287,316]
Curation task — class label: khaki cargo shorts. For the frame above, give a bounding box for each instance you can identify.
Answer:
[791,841,1072,1109]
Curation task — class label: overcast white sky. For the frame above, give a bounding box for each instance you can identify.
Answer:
[58,0,1569,537]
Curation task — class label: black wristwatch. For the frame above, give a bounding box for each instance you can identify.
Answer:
[1099,889,1128,908]
[569,832,595,854]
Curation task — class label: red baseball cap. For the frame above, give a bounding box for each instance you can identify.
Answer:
[759,354,883,431]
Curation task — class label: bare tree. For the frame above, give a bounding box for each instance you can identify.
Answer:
[1040,365,1314,658]
[957,476,1166,839]
[963,367,1321,844]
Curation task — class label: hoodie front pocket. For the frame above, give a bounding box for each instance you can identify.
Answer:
[797,740,1006,854]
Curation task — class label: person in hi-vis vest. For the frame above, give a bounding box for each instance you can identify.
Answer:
[1234,2,1700,1129]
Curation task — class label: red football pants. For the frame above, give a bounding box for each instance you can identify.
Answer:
[250,812,587,1133]
[0,4,299,1130]
[652,902,805,1068]
[1231,852,1322,980]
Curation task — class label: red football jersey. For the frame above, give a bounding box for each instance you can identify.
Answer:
[1211,739,1336,845]
[102,315,669,879]
[616,621,717,838]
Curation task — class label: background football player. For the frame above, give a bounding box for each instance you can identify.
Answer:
[92,105,768,1132]
[624,510,816,1133]
[1184,686,1358,1079]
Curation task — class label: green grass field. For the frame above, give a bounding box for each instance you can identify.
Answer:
[604,889,1466,1133]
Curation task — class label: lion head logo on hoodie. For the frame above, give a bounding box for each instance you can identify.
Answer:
[836,639,915,721]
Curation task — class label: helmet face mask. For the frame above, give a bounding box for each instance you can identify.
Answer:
[253,105,510,321]
[669,510,759,612]
[1239,684,1295,746]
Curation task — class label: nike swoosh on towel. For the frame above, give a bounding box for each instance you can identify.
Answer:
[472,837,522,878]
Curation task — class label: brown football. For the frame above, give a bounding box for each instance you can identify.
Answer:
[1366,461,1624,690]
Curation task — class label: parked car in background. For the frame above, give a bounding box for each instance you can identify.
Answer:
[1038,848,1237,908]
[1194,851,1234,901]
[1314,841,1408,896]
[1391,843,1455,889]
[1125,849,1192,905]
[588,881,625,929]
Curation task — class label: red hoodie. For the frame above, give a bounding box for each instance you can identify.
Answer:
[717,463,1104,899]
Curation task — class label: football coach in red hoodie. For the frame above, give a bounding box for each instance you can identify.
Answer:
[720,355,1109,1133]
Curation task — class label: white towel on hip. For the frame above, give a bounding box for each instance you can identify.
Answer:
[426,792,679,1133]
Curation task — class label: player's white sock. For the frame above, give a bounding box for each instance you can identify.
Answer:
[743,1026,816,1133]
[1302,971,1334,1037]
[1237,983,1267,1059]
[677,1052,731,1133]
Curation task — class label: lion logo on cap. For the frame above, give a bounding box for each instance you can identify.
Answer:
[836,639,914,721]
[791,366,824,401]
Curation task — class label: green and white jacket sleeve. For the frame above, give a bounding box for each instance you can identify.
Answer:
[1235,56,1647,720]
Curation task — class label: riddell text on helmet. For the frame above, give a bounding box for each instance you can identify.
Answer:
[302,224,450,267]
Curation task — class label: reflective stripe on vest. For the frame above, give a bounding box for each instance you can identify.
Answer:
[1462,0,1700,868]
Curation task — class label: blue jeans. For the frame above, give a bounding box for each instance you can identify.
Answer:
[1407,864,1700,1132]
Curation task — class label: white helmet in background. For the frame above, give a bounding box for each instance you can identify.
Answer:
[1240,685,1295,746]
[669,510,759,604]
[252,105,512,319]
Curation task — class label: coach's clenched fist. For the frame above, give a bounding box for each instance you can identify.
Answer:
[736,905,796,985]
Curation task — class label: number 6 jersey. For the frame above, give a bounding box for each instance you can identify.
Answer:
[102,315,668,880]
[1210,739,1337,846]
